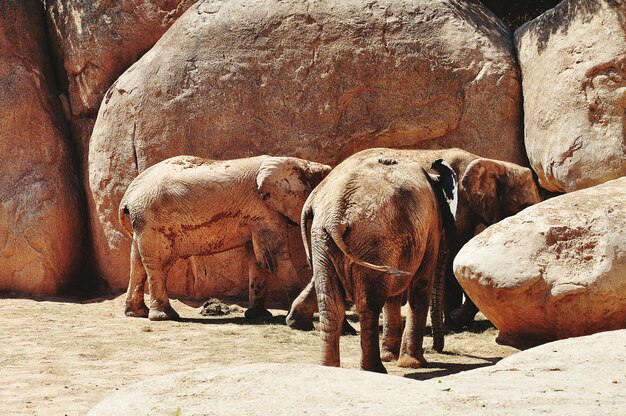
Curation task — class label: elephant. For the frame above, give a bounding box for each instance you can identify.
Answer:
[118,155,331,321]
[287,147,541,346]
[296,151,458,373]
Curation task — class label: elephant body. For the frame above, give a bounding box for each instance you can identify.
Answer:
[120,155,330,321]
[300,152,457,372]
[287,147,541,340]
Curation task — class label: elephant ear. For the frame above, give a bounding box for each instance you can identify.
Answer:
[431,159,458,220]
[428,159,459,245]
[461,158,506,225]
[256,157,312,225]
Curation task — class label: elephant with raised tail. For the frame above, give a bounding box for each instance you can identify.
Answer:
[287,148,541,341]
[119,155,331,321]
[295,151,458,373]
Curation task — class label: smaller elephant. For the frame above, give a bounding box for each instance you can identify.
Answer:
[299,153,457,372]
[119,155,331,321]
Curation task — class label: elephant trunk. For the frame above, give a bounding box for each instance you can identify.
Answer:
[301,203,314,267]
[430,243,447,353]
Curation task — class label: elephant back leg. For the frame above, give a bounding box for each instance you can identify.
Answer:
[136,236,179,321]
[313,239,346,368]
[354,273,388,373]
[244,242,272,320]
[145,261,179,321]
[124,239,149,318]
[398,236,440,368]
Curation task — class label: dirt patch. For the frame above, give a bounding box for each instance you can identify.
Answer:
[200,298,243,316]
[0,295,517,415]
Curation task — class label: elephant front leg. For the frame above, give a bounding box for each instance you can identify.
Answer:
[381,295,403,362]
[124,240,149,318]
[244,244,272,320]
[314,256,345,368]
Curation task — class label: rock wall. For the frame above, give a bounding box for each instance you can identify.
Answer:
[46,0,197,165]
[88,0,524,295]
[0,0,83,294]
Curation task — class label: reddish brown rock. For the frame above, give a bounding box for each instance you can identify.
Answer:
[47,0,196,119]
[454,177,626,349]
[515,0,626,192]
[46,0,196,169]
[0,1,83,294]
[89,0,524,296]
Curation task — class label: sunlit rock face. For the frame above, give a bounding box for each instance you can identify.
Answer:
[0,0,83,294]
[455,177,626,349]
[88,0,524,298]
[515,0,626,193]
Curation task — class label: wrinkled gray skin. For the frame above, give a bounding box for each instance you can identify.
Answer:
[293,151,458,373]
[287,148,541,345]
[119,155,331,321]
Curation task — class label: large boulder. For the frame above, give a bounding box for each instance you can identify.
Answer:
[46,0,196,165]
[88,330,626,415]
[454,177,626,349]
[515,0,626,192]
[0,1,83,294]
[89,0,524,296]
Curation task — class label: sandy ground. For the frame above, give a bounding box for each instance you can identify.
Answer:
[0,294,517,415]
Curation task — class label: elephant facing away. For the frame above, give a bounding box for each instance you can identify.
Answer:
[299,153,457,373]
[287,148,541,339]
[119,155,331,321]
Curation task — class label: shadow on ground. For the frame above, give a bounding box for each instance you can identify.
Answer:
[402,356,501,381]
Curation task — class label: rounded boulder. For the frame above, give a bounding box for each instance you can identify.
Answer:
[515,0,626,192]
[454,177,626,348]
[89,0,524,295]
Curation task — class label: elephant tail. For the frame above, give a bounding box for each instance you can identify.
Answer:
[118,199,134,238]
[326,224,411,276]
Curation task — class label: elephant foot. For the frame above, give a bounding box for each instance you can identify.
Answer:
[244,306,273,320]
[397,353,428,369]
[148,305,180,321]
[286,313,315,331]
[380,347,399,363]
[341,319,357,336]
[362,361,388,374]
[125,303,149,318]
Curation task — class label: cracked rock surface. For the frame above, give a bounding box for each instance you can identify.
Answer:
[89,0,524,295]
[0,0,83,294]
[454,177,626,349]
[46,0,196,172]
[515,0,626,193]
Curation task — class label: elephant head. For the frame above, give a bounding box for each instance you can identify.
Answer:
[256,157,332,224]
[461,158,541,225]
